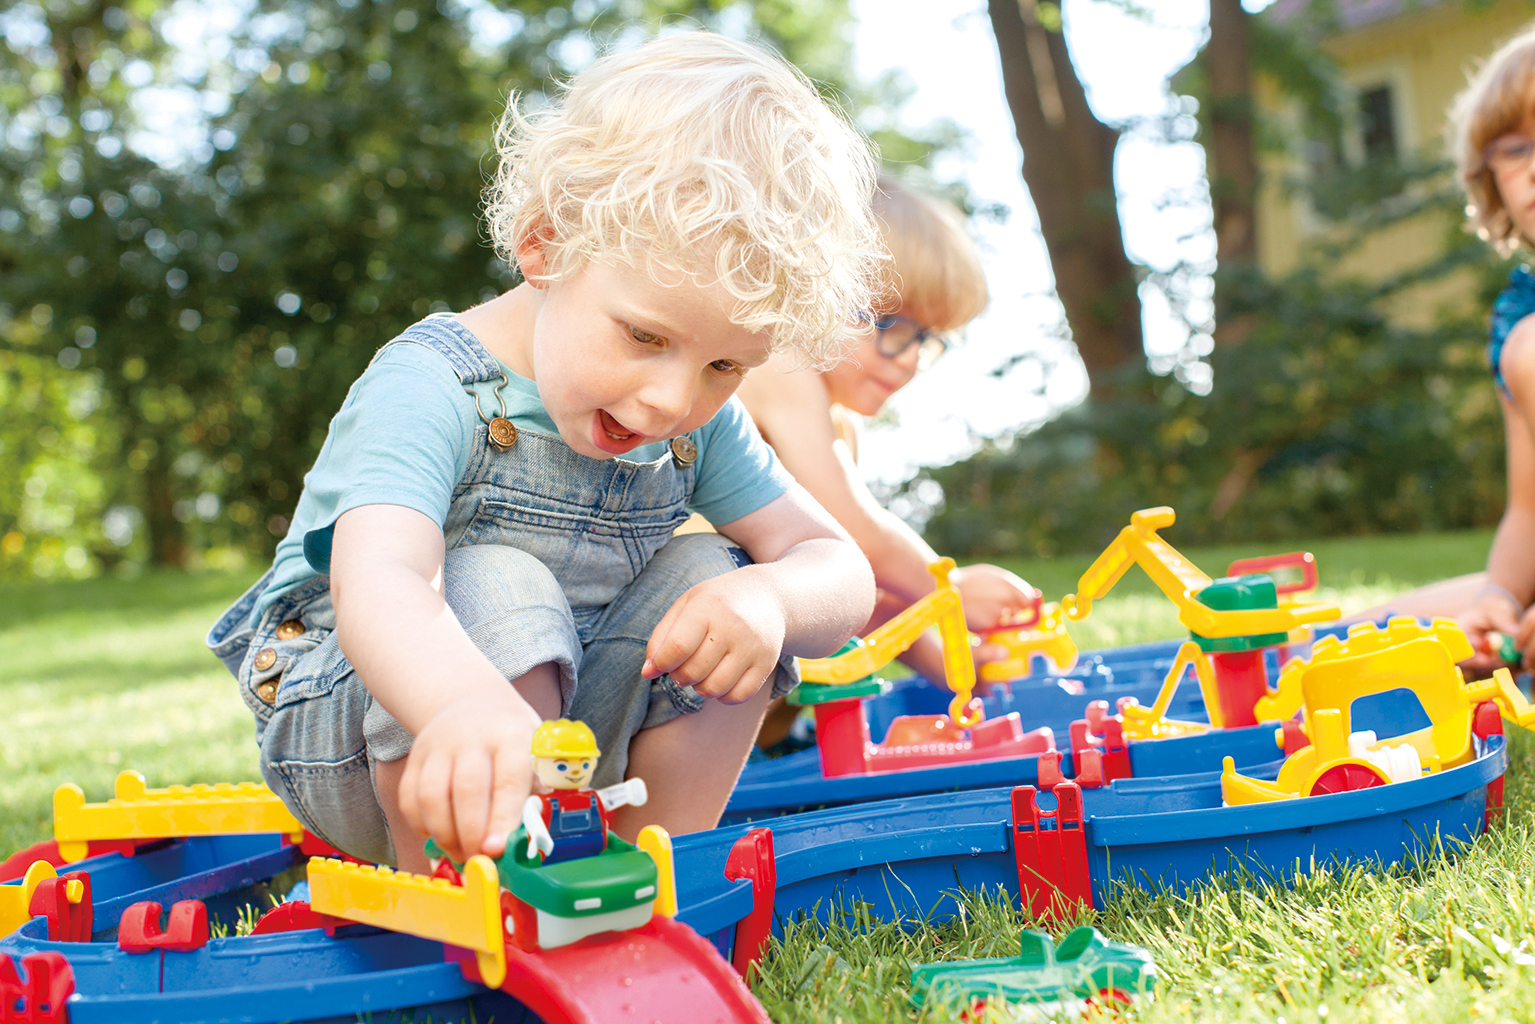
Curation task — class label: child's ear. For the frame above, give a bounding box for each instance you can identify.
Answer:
[514,222,554,288]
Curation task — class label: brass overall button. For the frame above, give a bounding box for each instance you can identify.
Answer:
[253,648,277,672]
[487,417,518,450]
[670,435,697,466]
[255,681,279,704]
[275,619,305,640]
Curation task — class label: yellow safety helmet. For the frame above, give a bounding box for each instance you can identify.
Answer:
[531,718,601,759]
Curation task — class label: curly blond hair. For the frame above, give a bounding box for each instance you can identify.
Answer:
[485,32,887,366]
[1451,25,1535,255]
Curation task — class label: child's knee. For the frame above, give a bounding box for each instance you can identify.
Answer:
[443,544,567,623]
[443,544,579,711]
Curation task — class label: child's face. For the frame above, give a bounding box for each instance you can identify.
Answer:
[1492,117,1535,242]
[821,306,927,416]
[522,258,772,460]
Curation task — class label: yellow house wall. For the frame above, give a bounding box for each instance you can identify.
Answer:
[1257,0,1535,326]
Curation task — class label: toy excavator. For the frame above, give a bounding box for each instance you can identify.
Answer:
[1222,619,1535,804]
[1063,507,1340,737]
[791,558,1059,777]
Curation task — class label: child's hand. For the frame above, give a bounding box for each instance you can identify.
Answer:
[642,572,787,705]
[397,690,540,865]
[1458,588,1523,674]
[950,563,1039,633]
[1511,604,1535,669]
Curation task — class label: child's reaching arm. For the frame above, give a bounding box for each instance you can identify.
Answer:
[1470,322,1535,668]
[329,503,552,865]
[736,363,1036,682]
[642,484,875,704]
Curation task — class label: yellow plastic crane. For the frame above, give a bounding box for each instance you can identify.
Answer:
[797,558,981,726]
[1061,507,1340,639]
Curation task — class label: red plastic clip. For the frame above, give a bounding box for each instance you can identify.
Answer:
[0,952,74,1024]
[1070,712,1131,786]
[1036,750,1066,789]
[1010,784,1094,920]
[1097,718,1131,783]
[27,871,92,942]
[1472,700,1506,826]
[723,827,777,978]
[117,900,209,953]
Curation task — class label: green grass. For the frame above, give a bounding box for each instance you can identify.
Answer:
[0,568,258,856]
[0,528,1514,1022]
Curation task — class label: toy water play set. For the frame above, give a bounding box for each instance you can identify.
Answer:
[0,507,1520,1023]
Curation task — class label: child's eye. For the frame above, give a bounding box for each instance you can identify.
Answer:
[710,359,745,376]
[628,325,663,346]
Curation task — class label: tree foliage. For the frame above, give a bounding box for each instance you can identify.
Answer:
[1,0,924,578]
[907,174,1507,558]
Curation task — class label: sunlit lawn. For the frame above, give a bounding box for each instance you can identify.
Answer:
[0,526,1516,1023]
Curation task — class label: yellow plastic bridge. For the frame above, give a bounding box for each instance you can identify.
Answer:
[53,770,305,862]
[308,856,508,988]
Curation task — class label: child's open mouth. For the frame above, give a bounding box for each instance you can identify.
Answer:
[593,409,646,454]
[599,409,636,441]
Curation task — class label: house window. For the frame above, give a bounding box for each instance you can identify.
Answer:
[1358,84,1397,162]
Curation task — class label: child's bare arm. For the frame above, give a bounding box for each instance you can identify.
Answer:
[1483,325,1535,664]
[330,504,546,863]
[641,485,875,704]
[737,364,1036,631]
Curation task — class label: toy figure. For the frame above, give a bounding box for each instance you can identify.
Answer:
[522,719,647,865]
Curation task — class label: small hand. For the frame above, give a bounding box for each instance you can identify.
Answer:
[1458,591,1523,675]
[951,563,1040,633]
[642,572,787,704]
[397,691,539,864]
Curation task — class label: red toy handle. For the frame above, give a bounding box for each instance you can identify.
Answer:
[1227,551,1317,596]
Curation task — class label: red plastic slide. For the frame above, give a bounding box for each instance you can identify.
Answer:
[489,915,771,1024]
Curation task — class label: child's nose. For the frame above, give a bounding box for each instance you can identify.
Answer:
[638,369,695,426]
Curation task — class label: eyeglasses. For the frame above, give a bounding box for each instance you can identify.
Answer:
[1484,133,1535,174]
[871,315,948,367]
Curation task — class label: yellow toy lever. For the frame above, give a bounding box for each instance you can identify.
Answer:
[798,558,980,726]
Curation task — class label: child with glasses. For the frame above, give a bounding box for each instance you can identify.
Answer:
[206,32,884,870]
[1374,29,1535,672]
[736,177,1037,732]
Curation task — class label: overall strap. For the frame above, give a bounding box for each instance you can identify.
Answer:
[375,313,504,385]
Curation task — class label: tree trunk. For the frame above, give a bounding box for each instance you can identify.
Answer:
[1205,0,1260,343]
[987,0,1144,393]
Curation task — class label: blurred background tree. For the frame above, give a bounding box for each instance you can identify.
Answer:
[902,0,1519,558]
[1,0,945,578]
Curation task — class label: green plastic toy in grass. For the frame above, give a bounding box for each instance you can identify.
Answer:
[909,926,1157,1018]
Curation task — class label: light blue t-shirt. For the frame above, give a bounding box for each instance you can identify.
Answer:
[252,321,792,622]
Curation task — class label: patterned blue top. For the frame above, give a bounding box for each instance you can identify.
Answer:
[1491,265,1535,397]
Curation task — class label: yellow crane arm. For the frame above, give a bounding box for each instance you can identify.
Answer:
[797,559,979,726]
[1063,507,1340,637]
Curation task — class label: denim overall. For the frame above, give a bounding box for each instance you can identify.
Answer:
[207,317,795,864]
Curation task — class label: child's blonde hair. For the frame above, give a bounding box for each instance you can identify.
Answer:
[485,31,886,366]
[874,177,988,331]
[1451,25,1535,255]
